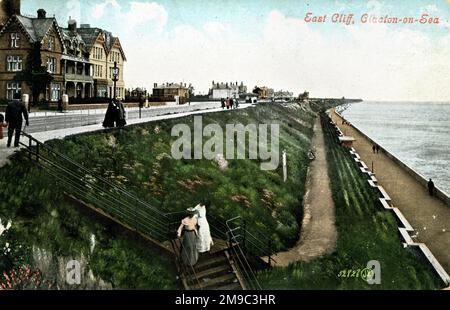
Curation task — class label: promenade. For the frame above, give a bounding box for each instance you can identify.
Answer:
[331,110,450,273]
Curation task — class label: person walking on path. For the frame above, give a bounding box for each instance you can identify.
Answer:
[428,179,435,196]
[376,145,380,154]
[5,93,29,148]
[194,200,214,253]
[177,208,199,266]
[372,145,376,154]
[221,98,225,109]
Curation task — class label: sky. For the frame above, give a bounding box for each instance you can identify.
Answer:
[20,0,450,101]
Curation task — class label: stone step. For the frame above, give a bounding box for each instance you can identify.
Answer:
[199,273,238,289]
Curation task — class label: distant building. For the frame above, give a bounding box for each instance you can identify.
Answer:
[125,87,147,99]
[274,90,294,100]
[253,86,270,99]
[209,81,247,99]
[152,82,191,100]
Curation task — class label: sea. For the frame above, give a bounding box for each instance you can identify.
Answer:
[339,101,450,196]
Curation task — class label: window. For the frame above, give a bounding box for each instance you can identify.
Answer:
[6,82,21,100]
[48,36,55,51]
[10,33,20,48]
[51,83,61,101]
[7,55,22,72]
[47,57,56,73]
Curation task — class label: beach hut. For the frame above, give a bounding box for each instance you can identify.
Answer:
[339,136,356,148]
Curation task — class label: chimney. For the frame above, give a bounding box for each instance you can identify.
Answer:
[68,17,77,33]
[154,83,157,88]
[37,9,46,19]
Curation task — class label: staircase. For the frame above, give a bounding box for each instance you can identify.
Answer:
[173,240,245,290]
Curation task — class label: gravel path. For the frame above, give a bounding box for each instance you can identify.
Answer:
[273,116,337,267]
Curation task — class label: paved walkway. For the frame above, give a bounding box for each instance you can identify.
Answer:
[0,104,254,169]
[273,117,337,267]
[331,110,450,273]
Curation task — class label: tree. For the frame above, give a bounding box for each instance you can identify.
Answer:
[15,42,53,111]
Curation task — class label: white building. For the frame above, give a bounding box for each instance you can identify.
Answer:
[209,81,246,99]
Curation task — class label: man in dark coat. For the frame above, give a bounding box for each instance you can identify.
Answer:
[5,93,29,148]
[103,99,126,128]
[428,179,434,196]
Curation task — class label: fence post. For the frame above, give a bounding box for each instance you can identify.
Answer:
[36,142,39,162]
[267,239,272,268]
[242,219,247,252]
[28,137,32,161]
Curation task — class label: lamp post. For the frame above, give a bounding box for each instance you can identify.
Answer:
[112,61,119,100]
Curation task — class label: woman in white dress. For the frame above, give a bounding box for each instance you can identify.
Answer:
[194,202,214,253]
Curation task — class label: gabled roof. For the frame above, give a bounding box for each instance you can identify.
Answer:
[77,27,105,52]
[77,27,126,61]
[0,15,63,44]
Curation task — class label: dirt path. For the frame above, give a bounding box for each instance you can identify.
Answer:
[332,110,450,273]
[273,117,337,267]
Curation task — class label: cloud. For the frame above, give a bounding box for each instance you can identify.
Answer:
[121,1,168,33]
[123,9,449,101]
[91,0,120,19]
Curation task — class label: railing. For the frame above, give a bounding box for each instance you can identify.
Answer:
[19,132,273,290]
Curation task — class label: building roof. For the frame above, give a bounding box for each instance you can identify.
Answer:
[211,82,239,90]
[0,14,63,44]
[77,27,103,51]
[154,83,188,89]
[77,27,126,61]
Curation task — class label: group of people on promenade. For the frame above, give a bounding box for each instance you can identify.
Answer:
[103,99,127,128]
[372,144,380,154]
[221,97,239,110]
[177,200,214,266]
[0,93,29,148]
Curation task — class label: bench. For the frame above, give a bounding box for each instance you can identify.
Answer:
[379,198,393,210]
[418,244,450,286]
[360,161,369,169]
[398,227,414,244]
[393,208,414,231]
[377,186,391,201]
[368,180,377,188]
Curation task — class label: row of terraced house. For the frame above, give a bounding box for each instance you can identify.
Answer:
[0,0,126,104]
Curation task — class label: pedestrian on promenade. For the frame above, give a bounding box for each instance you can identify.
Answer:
[5,93,29,148]
[234,97,239,109]
[372,145,376,154]
[226,97,230,110]
[428,179,435,196]
[376,145,380,154]
[0,113,8,140]
[116,100,127,127]
[103,99,126,128]
[221,98,225,109]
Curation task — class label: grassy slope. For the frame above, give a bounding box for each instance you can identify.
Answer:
[256,113,441,289]
[1,103,315,288]
[0,155,178,289]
